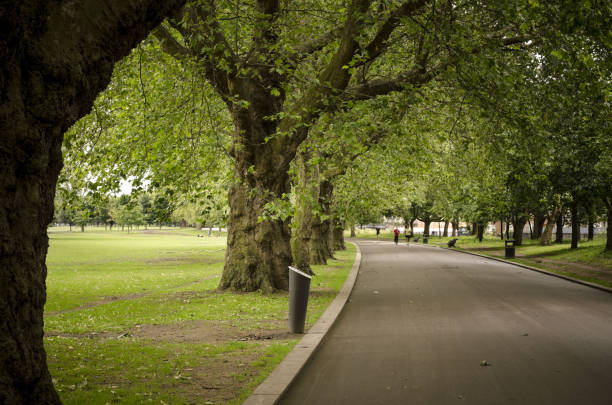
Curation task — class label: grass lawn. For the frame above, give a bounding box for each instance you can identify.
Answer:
[44,229,355,404]
[349,228,611,288]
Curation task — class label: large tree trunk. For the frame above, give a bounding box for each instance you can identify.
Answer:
[451,221,458,237]
[222,179,292,292]
[443,221,449,237]
[571,201,580,249]
[0,1,185,403]
[471,222,478,235]
[512,216,527,246]
[350,222,356,237]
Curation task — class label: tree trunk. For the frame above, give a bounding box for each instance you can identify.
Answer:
[451,221,457,237]
[290,149,315,274]
[310,215,328,265]
[333,219,346,251]
[571,201,580,249]
[555,211,564,243]
[424,220,431,237]
[588,218,594,241]
[500,218,504,240]
[605,198,612,252]
[350,222,356,237]
[533,211,546,239]
[477,223,484,242]
[512,216,527,246]
[541,205,561,246]
[505,219,510,239]
[443,221,449,237]
[0,1,184,403]
[471,222,478,235]
[527,218,533,239]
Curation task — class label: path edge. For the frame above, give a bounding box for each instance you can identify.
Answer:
[429,244,612,294]
[242,242,362,405]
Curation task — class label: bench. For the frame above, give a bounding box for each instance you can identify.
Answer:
[447,238,458,248]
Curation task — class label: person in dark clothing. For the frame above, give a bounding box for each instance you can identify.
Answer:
[393,227,400,245]
[376,227,381,240]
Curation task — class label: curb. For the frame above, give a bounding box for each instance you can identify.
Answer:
[242,242,362,405]
[424,243,612,295]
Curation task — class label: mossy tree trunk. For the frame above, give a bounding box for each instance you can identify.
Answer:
[290,149,316,275]
[0,1,184,403]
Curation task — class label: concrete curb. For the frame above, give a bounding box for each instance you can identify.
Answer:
[242,242,362,405]
[419,243,612,295]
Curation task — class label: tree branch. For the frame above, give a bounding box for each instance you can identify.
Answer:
[358,0,430,65]
[152,25,190,59]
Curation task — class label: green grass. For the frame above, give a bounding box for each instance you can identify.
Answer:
[44,230,356,404]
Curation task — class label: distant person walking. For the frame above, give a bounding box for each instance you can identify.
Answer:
[376,227,381,240]
[393,227,400,245]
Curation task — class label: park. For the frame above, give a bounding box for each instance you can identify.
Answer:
[0,1,610,404]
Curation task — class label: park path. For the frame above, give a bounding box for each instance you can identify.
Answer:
[277,240,612,405]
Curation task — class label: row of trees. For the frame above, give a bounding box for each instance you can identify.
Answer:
[1,1,609,401]
[53,192,228,232]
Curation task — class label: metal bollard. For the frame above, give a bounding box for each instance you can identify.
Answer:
[505,240,515,258]
[288,266,312,334]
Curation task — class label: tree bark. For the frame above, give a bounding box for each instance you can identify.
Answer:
[0,1,185,403]
[477,223,485,242]
[605,198,612,252]
[350,223,356,237]
[443,221,449,237]
[333,219,346,251]
[512,216,527,246]
[471,222,478,235]
[451,221,458,237]
[290,149,315,275]
[588,218,594,241]
[555,211,564,243]
[424,220,431,237]
[571,201,580,249]
[533,211,546,239]
[540,205,561,246]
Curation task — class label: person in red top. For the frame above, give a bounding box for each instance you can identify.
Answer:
[393,227,400,245]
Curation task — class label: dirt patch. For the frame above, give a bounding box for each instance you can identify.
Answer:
[47,320,299,344]
[168,350,264,405]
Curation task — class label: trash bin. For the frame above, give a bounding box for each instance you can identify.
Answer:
[505,240,515,258]
[288,266,312,334]
[423,236,428,244]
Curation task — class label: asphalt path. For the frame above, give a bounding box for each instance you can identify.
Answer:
[278,240,612,405]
